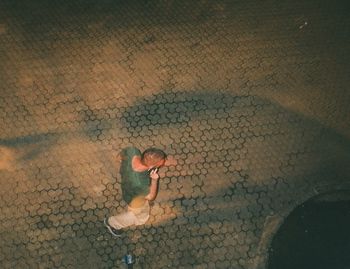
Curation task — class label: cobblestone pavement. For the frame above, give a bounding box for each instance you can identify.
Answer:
[0,0,350,268]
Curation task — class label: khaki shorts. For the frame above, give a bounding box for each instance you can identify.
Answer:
[108,200,150,229]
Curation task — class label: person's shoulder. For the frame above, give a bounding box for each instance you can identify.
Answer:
[121,147,141,158]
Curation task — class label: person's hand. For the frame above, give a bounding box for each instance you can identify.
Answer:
[150,169,159,180]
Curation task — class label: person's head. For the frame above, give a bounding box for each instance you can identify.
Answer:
[141,148,167,169]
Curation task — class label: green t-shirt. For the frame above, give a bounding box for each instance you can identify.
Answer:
[120,147,150,204]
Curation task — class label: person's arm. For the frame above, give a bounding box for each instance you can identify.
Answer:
[145,169,160,201]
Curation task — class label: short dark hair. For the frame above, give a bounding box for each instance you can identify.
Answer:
[141,148,167,165]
